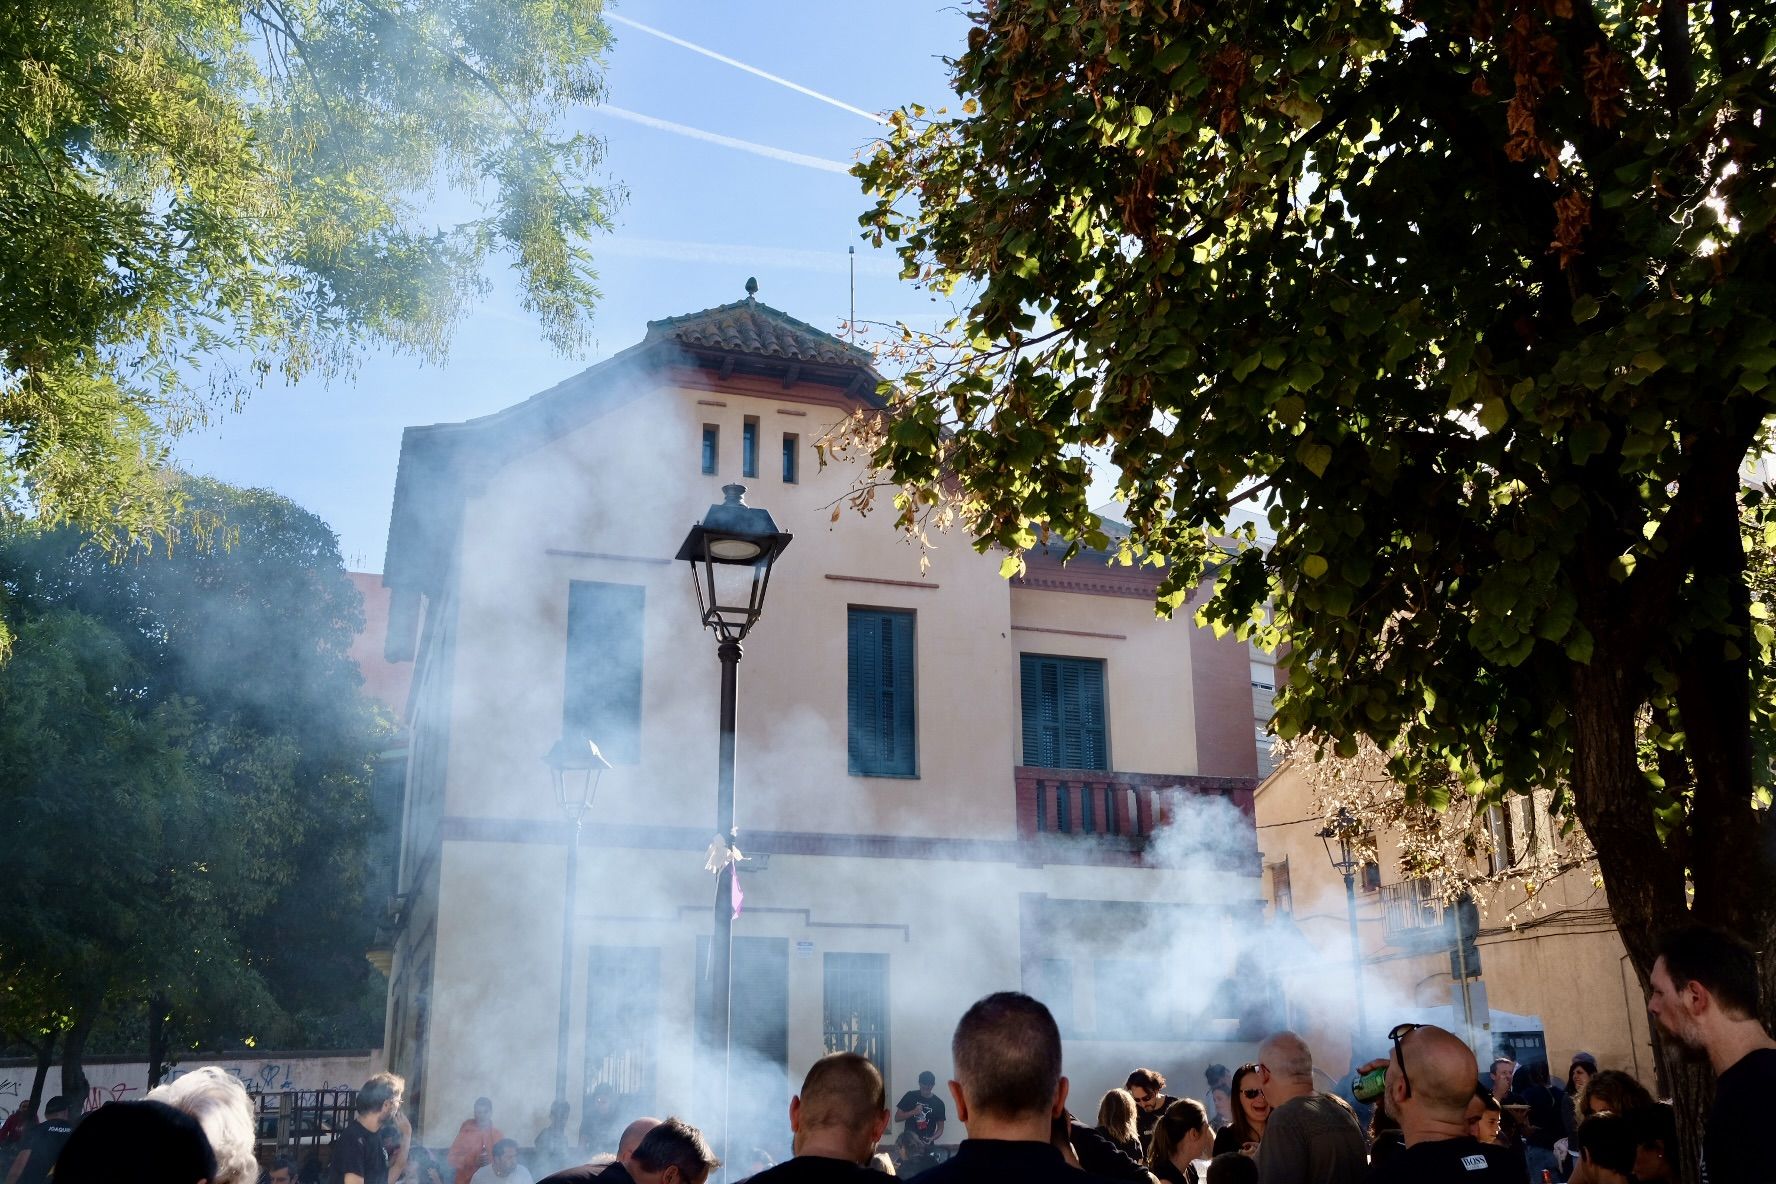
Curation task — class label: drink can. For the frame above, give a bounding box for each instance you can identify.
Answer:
[1352,1066,1388,1103]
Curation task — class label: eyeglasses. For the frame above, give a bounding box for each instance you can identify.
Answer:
[1389,1023,1424,1099]
[1241,1089,1263,1099]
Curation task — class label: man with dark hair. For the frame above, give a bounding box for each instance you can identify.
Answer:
[3,1096,69,1184]
[268,1155,300,1184]
[749,1052,891,1182]
[627,1117,720,1184]
[910,991,1093,1183]
[449,1098,505,1184]
[1568,1114,1637,1184]
[469,1139,532,1184]
[332,1072,410,1184]
[1361,1025,1518,1182]
[1648,925,1776,1183]
[894,1071,947,1171]
[1125,1069,1175,1147]
[50,1099,216,1184]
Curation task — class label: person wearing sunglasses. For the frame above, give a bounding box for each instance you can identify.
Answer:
[1361,1024,1520,1182]
[1252,1032,1365,1184]
[1211,1065,1269,1158]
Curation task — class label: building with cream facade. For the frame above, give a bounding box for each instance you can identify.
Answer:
[376,291,1270,1154]
[1254,759,1658,1088]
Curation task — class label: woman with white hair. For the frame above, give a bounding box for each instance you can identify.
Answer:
[147,1066,259,1184]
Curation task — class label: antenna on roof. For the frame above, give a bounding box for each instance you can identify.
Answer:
[848,246,856,343]
[744,276,758,299]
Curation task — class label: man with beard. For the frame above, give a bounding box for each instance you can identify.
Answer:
[1647,926,1776,1183]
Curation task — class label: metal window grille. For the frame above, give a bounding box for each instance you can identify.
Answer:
[823,952,890,1080]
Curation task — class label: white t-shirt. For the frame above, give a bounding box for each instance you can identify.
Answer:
[469,1166,534,1184]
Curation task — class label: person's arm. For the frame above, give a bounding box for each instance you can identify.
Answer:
[5,1149,28,1184]
[894,1097,917,1121]
[387,1111,412,1182]
[930,1118,945,1144]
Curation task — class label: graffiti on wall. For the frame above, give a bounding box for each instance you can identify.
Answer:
[0,1058,369,1123]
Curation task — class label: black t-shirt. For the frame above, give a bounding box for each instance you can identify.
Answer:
[1364,1137,1519,1184]
[745,1155,878,1184]
[542,1163,634,1184]
[330,1119,388,1184]
[898,1091,946,1140]
[909,1139,1114,1184]
[13,1117,72,1184]
[1703,1047,1776,1184]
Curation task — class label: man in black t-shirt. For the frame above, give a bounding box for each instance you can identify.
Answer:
[1648,926,1776,1184]
[3,1095,70,1184]
[895,1071,946,1170]
[330,1072,408,1184]
[748,1052,890,1183]
[1362,1025,1518,1184]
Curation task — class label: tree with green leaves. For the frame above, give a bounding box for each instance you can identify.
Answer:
[0,0,618,544]
[851,0,1774,1168]
[0,477,388,1109]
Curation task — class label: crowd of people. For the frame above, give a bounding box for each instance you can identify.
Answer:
[1,924,1769,1183]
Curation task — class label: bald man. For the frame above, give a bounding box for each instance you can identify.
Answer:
[1362,1025,1518,1182]
[536,1117,660,1183]
[1254,1031,1365,1184]
[747,1053,891,1183]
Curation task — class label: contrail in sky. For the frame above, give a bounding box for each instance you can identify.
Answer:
[607,13,890,126]
[597,105,851,174]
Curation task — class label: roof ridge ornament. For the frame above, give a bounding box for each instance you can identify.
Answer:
[744,276,758,300]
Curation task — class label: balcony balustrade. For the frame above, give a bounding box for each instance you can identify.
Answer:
[1013,767,1258,867]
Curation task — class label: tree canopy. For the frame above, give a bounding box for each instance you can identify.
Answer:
[0,0,618,540]
[0,477,389,1104]
[851,0,1776,1118]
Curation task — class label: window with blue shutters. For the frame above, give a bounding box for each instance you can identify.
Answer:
[848,608,917,777]
[1019,654,1109,770]
[564,580,646,764]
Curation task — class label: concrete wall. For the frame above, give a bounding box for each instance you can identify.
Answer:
[0,1051,383,1123]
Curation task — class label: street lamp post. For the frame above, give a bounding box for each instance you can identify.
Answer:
[1318,806,1371,1061]
[544,735,612,1110]
[675,484,792,1170]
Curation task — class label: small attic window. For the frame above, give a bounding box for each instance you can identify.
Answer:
[701,425,719,475]
[742,417,759,478]
[782,433,799,483]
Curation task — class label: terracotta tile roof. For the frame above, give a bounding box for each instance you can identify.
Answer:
[646,296,873,368]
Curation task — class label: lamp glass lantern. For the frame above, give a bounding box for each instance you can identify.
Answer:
[1318,806,1361,877]
[544,735,612,824]
[675,484,793,642]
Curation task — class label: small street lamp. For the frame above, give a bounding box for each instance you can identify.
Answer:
[675,484,791,1170]
[544,734,611,1108]
[1317,805,1371,1061]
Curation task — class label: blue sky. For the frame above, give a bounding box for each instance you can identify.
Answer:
[171,2,971,569]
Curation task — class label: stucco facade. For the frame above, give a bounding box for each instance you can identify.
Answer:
[378,295,1266,1155]
[1254,760,1657,1085]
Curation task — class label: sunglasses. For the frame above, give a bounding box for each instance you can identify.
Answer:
[1241,1089,1263,1099]
[1389,1023,1424,1099]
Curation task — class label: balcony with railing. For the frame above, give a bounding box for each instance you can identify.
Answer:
[1380,879,1453,950]
[1013,767,1259,867]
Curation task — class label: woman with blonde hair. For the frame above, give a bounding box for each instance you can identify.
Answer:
[146,1066,259,1184]
[1096,1088,1143,1160]
[1149,1098,1215,1184]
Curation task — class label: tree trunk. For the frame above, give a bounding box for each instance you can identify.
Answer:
[1572,479,1776,1184]
[147,994,170,1089]
[25,1033,54,1115]
[58,994,99,1118]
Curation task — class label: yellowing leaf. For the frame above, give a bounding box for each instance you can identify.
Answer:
[1303,554,1329,579]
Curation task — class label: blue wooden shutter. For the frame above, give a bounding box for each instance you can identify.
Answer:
[1020,655,1107,770]
[564,581,646,764]
[849,609,916,775]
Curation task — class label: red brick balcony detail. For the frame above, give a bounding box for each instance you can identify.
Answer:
[1013,767,1259,867]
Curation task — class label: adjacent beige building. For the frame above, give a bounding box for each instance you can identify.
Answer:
[1254,759,1657,1086]
[376,291,1271,1155]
